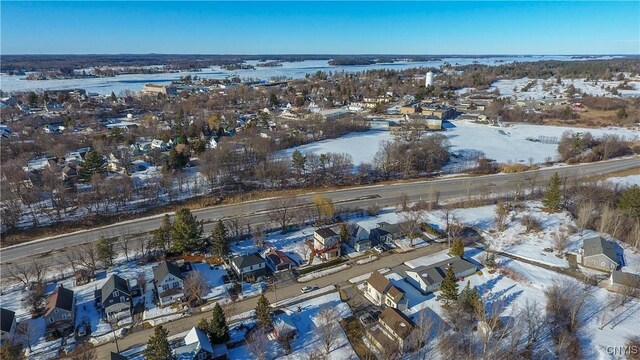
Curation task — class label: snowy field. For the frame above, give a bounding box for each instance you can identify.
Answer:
[284,121,639,166]
[607,174,640,188]
[488,77,640,100]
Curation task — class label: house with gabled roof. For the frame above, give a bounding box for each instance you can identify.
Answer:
[365,270,407,310]
[230,253,266,280]
[609,270,640,294]
[272,313,297,340]
[313,227,341,260]
[153,260,185,307]
[264,248,295,272]
[581,236,619,272]
[44,286,75,335]
[366,307,419,355]
[406,257,477,294]
[98,275,132,321]
[173,327,227,360]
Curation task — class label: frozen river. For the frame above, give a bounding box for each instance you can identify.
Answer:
[0,56,618,95]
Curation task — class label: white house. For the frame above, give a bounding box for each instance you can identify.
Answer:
[406,257,477,294]
[230,253,266,280]
[208,137,218,149]
[313,227,341,260]
[151,139,168,151]
[152,260,185,307]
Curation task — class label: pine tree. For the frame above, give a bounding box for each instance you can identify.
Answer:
[255,293,272,329]
[618,185,640,219]
[170,208,203,254]
[110,91,117,103]
[144,325,174,360]
[460,281,482,321]
[210,303,230,344]
[436,264,459,307]
[291,150,306,178]
[96,236,115,267]
[79,150,106,181]
[339,223,350,245]
[450,238,464,257]
[542,172,563,212]
[211,220,229,257]
[153,214,173,251]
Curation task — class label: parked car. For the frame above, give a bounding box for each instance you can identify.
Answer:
[301,286,318,294]
[373,246,385,254]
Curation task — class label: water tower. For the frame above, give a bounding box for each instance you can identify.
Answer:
[425,71,434,87]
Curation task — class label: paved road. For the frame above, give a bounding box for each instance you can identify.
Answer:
[95,242,448,360]
[2,157,639,277]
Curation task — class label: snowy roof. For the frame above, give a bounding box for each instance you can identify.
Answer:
[583,236,617,263]
[409,257,477,286]
[175,327,214,359]
[315,227,337,239]
[273,313,296,335]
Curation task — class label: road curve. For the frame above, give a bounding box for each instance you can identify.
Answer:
[1,157,638,276]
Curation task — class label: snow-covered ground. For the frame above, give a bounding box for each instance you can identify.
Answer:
[283,121,639,167]
[488,77,640,100]
[607,174,640,188]
[297,264,351,283]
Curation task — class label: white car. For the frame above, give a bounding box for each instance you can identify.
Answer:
[301,286,317,293]
[373,246,385,253]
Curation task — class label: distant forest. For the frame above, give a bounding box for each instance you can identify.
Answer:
[4,54,637,74]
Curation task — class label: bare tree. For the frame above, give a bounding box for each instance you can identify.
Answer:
[184,271,210,307]
[545,280,590,358]
[408,309,437,359]
[63,248,82,275]
[246,329,269,360]
[6,262,34,287]
[517,299,544,357]
[78,242,99,276]
[316,306,340,355]
[553,230,570,255]
[575,201,596,234]
[267,196,300,233]
[494,201,510,232]
[400,210,424,246]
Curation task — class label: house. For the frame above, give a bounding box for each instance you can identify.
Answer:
[364,270,407,310]
[272,313,297,340]
[152,260,185,307]
[406,257,477,294]
[208,137,218,149]
[143,84,177,96]
[0,308,16,344]
[44,287,75,335]
[151,139,168,151]
[344,223,371,252]
[366,307,419,355]
[230,253,266,280]
[62,164,79,182]
[313,227,341,260]
[174,327,228,360]
[608,271,640,294]
[264,248,295,272]
[581,236,619,272]
[369,221,417,243]
[110,352,128,360]
[99,275,132,321]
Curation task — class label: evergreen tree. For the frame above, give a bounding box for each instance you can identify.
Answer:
[171,208,203,254]
[255,293,272,329]
[96,236,116,267]
[450,238,465,257]
[436,264,459,307]
[144,325,174,360]
[79,151,106,181]
[153,214,172,251]
[269,93,279,107]
[542,172,563,212]
[110,91,117,103]
[167,148,188,171]
[209,303,230,344]
[618,185,640,219]
[339,223,350,245]
[460,281,482,321]
[210,220,229,257]
[291,150,306,178]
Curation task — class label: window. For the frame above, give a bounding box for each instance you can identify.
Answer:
[114,290,119,297]
[49,317,54,324]
[62,314,67,320]
[54,309,58,313]
[173,282,180,288]
[162,285,169,291]
[250,265,254,270]
[120,296,126,303]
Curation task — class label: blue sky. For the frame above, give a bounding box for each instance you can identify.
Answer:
[1,1,639,55]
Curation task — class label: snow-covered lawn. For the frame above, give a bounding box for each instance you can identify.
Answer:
[282,121,639,167]
[488,77,640,100]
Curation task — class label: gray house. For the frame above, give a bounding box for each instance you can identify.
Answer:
[100,275,132,321]
[153,260,185,307]
[406,257,477,294]
[609,271,640,294]
[344,223,371,252]
[581,236,619,272]
[44,287,75,335]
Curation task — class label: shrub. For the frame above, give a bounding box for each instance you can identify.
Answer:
[520,215,542,232]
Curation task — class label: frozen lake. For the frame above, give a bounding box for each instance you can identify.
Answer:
[0,56,619,95]
[284,121,640,166]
